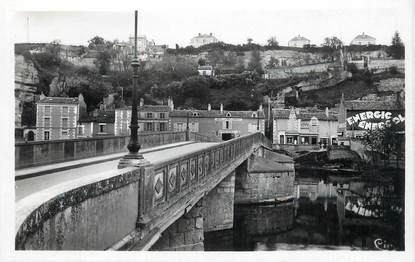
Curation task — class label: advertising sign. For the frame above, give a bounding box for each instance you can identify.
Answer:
[346,110,405,131]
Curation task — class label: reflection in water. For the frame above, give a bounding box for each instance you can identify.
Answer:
[204,173,404,251]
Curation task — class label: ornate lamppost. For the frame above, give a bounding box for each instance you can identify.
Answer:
[118,10,148,169]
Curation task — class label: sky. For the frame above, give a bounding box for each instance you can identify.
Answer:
[13,6,409,48]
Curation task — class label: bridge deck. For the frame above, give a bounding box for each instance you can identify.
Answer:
[15,142,217,202]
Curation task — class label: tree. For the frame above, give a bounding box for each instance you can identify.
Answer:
[267,37,279,47]
[88,36,106,49]
[388,31,405,59]
[361,123,404,166]
[94,50,112,75]
[266,56,279,69]
[247,50,263,75]
[323,36,343,49]
[197,58,206,66]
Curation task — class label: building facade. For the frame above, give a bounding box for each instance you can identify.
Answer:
[272,107,339,147]
[350,33,376,46]
[170,105,265,141]
[114,101,172,135]
[190,33,219,48]
[288,35,310,48]
[36,96,80,141]
[78,110,115,137]
[198,65,215,76]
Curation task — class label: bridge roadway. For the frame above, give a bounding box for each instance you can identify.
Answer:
[15,141,217,202]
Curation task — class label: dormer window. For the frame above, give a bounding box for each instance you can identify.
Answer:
[226,112,232,117]
[252,113,257,118]
[193,112,200,117]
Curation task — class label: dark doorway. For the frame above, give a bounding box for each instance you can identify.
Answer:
[222,133,234,141]
[27,131,35,141]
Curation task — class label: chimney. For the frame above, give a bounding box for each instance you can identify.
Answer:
[139,98,144,107]
[39,92,46,101]
[198,33,201,36]
[220,104,223,113]
[208,103,211,111]
[325,107,329,118]
[258,104,263,112]
[295,108,300,115]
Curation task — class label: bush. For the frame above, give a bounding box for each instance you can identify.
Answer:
[389,66,399,75]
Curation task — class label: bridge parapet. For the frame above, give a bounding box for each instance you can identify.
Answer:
[15,132,267,250]
[15,131,187,169]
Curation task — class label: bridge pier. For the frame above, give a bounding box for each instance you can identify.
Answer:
[202,171,235,232]
[151,200,204,251]
[235,151,295,204]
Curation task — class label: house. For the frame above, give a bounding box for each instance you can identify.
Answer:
[190,33,219,48]
[170,104,265,141]
[114,98,173,135]
[350,33,376,46]
[198,65,215,77]
[272,107,339,147]
[35,95,81,141]
[288,35,310,48]
[78,110,115,137]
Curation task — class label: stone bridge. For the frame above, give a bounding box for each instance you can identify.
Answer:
[15,132,295,251]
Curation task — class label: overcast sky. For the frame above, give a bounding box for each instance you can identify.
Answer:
[12,4,409,47]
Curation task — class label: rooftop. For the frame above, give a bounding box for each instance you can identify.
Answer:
[249,156,293,173]
[352,33,376,41]
[117,105,171,112]
[273,108,338,121]
[289,35,310,42]
[79,110,115,123]
[37,97,79,105]
[170,109,265,119]
[343,100,403,111]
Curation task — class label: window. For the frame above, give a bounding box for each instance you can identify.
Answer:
[62,130,68,137]
[159,112,166,119]
[44,131,50,140]
[44,106,51,116]
[159,122,167,131]
[62,118,68,128]
[99,123,106,133]
[286,136,293,144]
[146,112,153,119]
[78,126,84,135]
[145,122,154,131]
[225,121,230,129]
[252,113,257,118]
[226,112,232,117]
[44,117,51,127]
[62,106,69,116]
[193,112,200,117]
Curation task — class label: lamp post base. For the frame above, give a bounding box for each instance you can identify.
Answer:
[118,153,150,169]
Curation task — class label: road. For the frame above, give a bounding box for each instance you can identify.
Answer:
[15,142,217,202]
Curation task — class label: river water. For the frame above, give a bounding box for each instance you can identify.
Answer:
[204,170,404,251]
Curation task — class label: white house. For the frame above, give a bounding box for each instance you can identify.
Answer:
[288,35,310,48]
[350,33,376,46]
[198,65,215,77]
[190,33,219,48]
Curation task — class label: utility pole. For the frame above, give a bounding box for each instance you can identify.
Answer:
[118,10,148,169]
